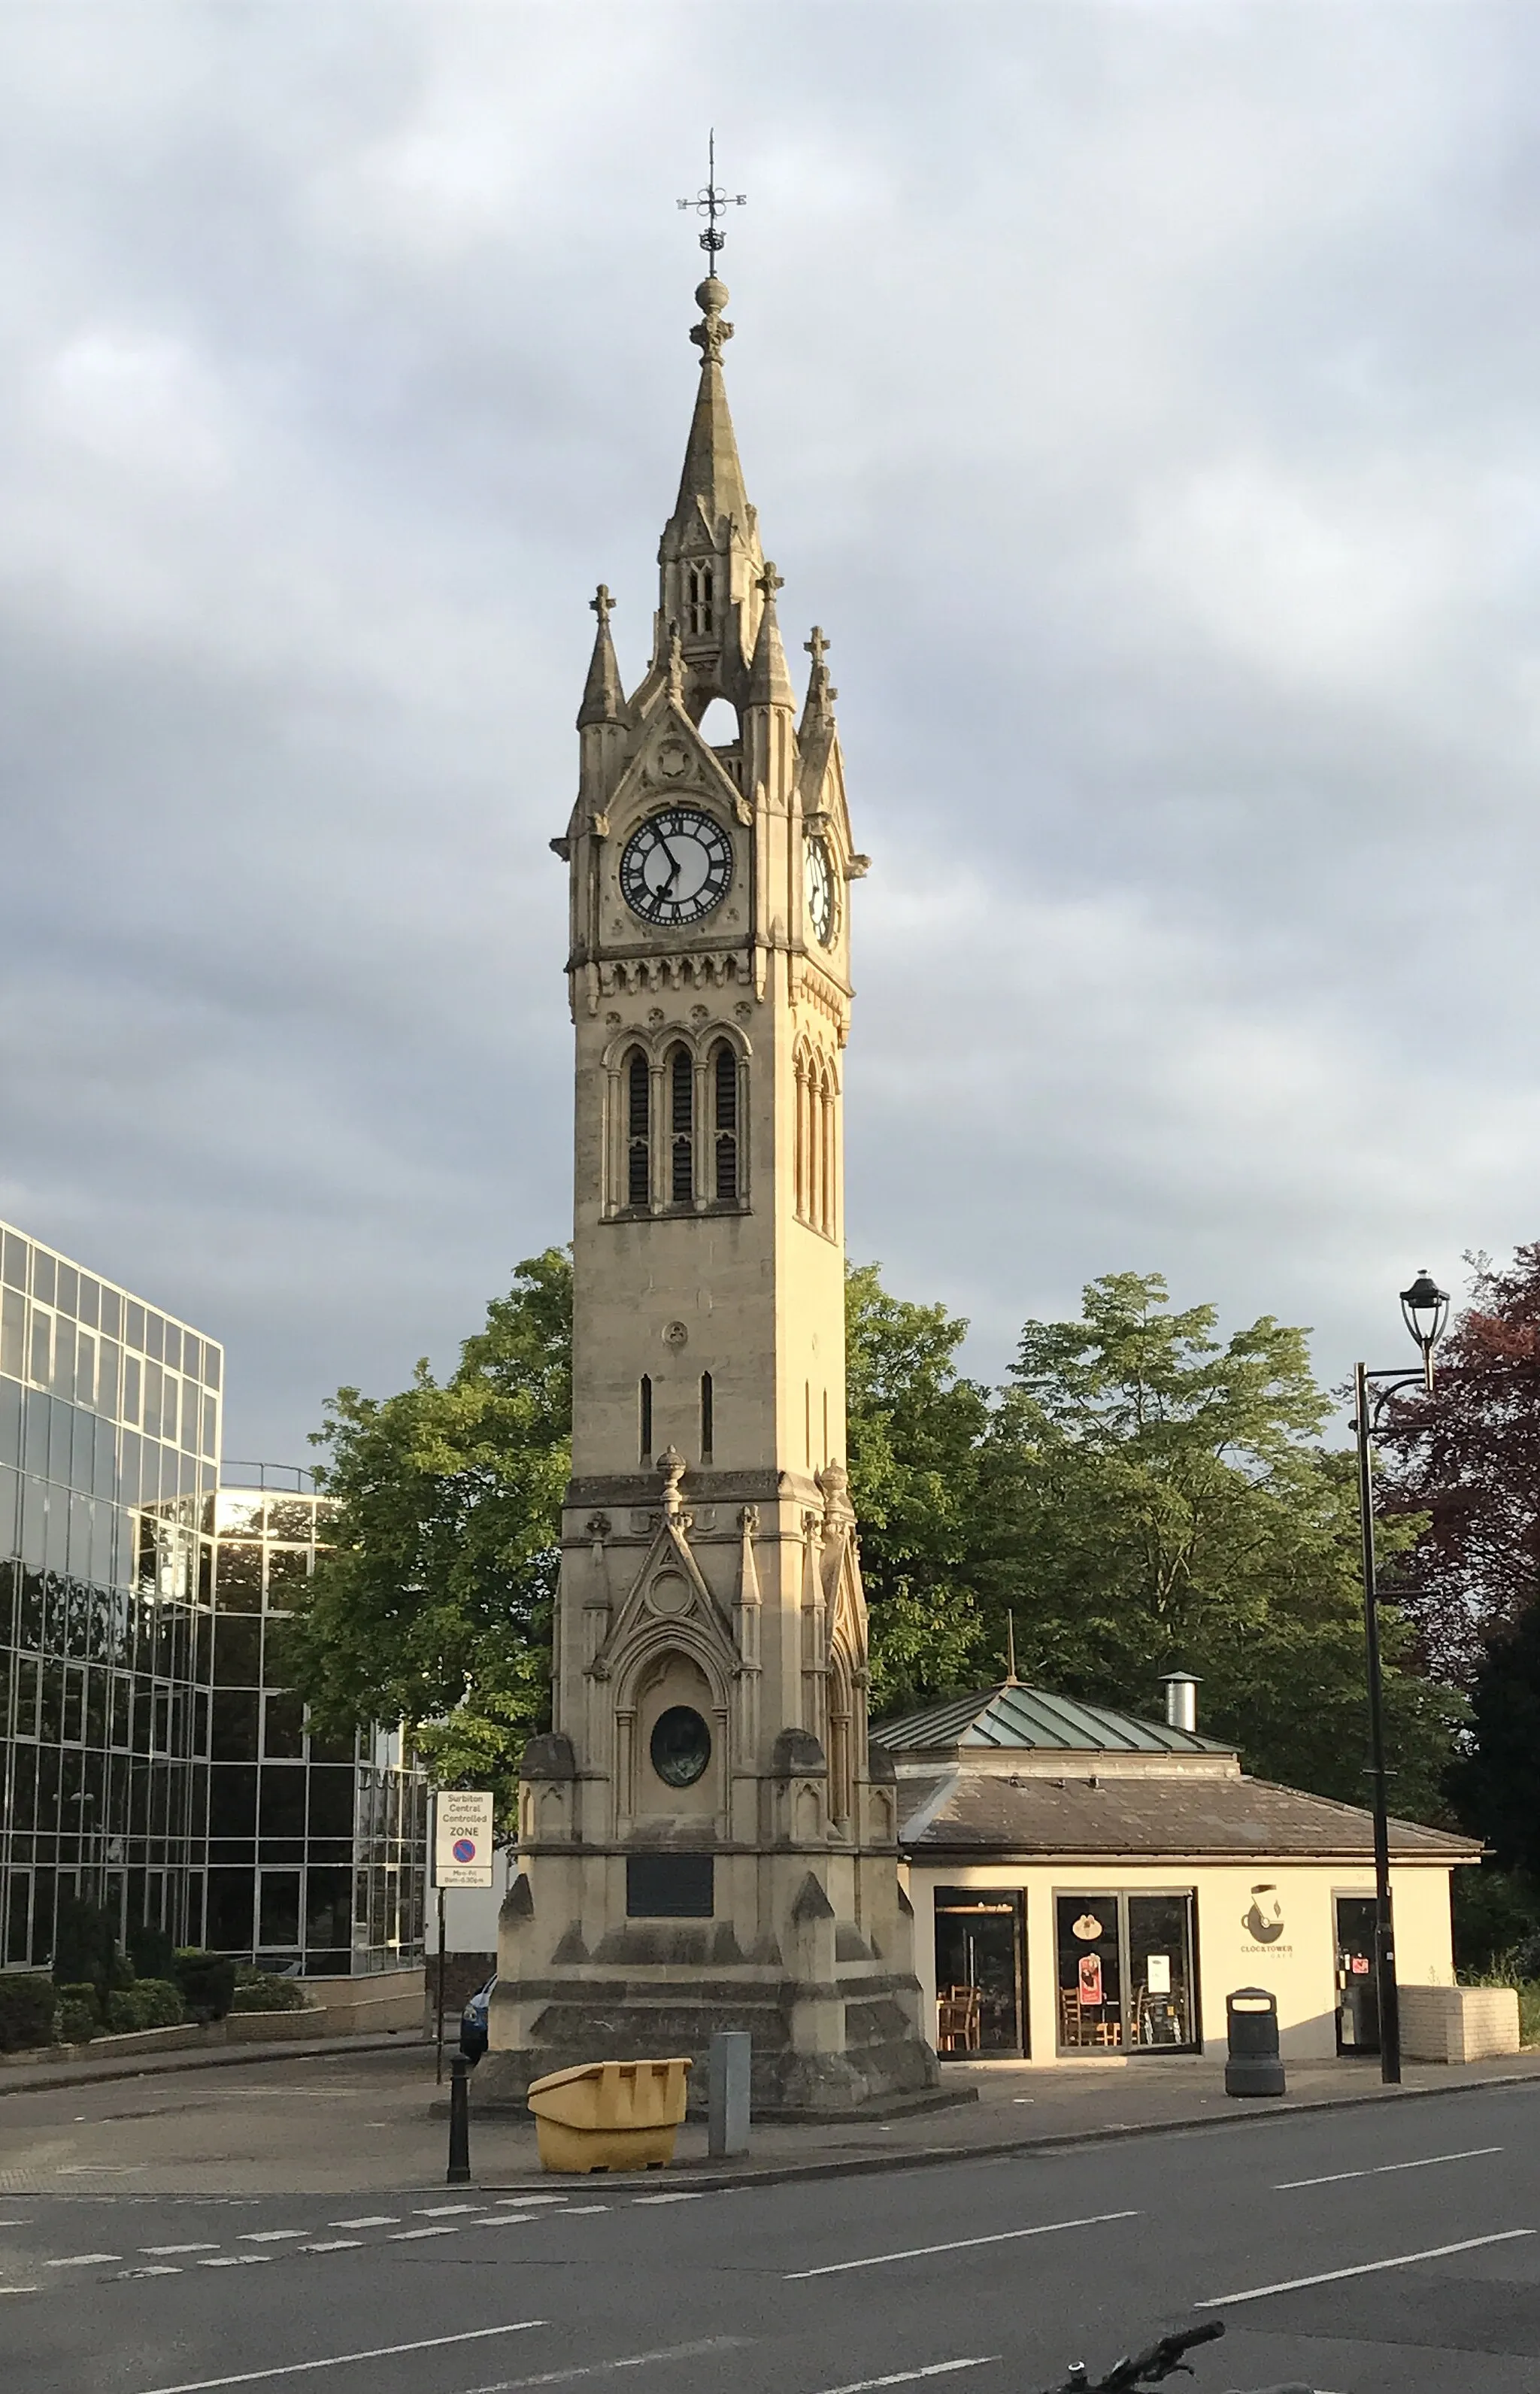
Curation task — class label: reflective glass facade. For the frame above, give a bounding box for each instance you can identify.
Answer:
[206,1474,427,1977]
[0,1219,220,1966]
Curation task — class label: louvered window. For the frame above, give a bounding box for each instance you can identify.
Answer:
[670,1047,694,1204]
[687,563,714,637]
[626,1052,650,1207]
[713,1042,738,1200]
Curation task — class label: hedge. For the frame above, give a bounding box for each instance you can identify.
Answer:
[0,1972,59,2053]
[174,1951,237,2022]
[230,1975,308,2013]
[105,1980,186,2033]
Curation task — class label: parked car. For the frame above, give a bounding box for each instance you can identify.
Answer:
[459,1973,496,2062]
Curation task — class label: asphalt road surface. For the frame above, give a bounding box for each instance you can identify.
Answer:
[3,2082,1536,2394]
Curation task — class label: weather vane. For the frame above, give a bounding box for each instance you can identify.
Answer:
[678,130,746,268]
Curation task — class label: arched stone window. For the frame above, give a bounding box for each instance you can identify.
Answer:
[668,1045,694,1205]
[687,563,715,637]
[793,1040,838,1238]
[712,1041,739,1201]
[626,1051,650,1208]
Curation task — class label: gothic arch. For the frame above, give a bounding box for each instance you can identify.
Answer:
[602,1024,752,1218]
[793,1036,839,1238]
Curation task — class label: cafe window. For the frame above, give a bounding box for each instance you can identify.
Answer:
[934,1887,1026,2057]
[1055,1889,1200,2053]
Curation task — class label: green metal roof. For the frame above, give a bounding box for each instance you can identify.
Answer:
[870,1680,1231,1757]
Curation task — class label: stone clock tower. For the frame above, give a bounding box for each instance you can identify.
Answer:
[477,272,938,2116]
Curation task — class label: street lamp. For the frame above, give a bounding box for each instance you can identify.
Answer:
[1352,1268,1450,2086]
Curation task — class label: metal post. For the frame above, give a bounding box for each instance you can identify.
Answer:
[435,1886,447,2088]
[447,2053,471,2185]
[708,2031,751,2159]
[1354,1362,1401,2086]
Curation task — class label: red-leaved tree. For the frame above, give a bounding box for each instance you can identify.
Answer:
[1380,1246,1540,1683]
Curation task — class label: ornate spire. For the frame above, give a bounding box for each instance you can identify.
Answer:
[662,278,752,550]
[577,584,623,729]
[747,560,794,708]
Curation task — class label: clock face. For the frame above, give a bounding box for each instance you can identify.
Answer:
[620,807,733,927]
[804,834,835,945]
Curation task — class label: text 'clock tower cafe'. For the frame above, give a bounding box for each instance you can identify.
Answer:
[476,231,939,2113]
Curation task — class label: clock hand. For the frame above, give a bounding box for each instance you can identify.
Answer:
[656,840,683,894]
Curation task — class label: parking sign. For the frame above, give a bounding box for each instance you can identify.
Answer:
[432,1789,496,1888]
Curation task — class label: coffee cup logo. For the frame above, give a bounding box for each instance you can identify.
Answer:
[1242,1883,1284,1943]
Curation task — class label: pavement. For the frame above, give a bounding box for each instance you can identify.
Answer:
[3,2035,1540,2197]
[2,2074,1538,2393]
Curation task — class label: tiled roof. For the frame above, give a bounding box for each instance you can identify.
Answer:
[897,1768,1480,1862]
[872,1680,1230,1758]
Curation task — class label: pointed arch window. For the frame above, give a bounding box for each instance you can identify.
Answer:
[794,1042,837,1238]
[626,1051,650,1208]
[687,563,715,637]
[669,1045,694,1205]
[713,1042,739,1201]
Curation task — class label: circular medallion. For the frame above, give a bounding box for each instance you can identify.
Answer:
[650,1705,712,1789]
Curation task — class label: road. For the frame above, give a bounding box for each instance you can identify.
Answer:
[2,2080,1536,2394]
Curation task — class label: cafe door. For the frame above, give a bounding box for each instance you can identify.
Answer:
[933,1889,1026,2057]
[1335,1894,1381,2054]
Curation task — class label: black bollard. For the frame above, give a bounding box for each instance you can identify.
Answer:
[447,2052,471,2184]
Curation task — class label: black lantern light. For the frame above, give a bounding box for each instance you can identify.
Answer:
[1399,1269,1451,1388]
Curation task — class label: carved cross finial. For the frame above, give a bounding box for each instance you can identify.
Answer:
[756,560,784,602]
[590,584,614,627]
[805,626,829,669]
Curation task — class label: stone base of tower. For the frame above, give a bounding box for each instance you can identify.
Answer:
[472,1853,944,2122]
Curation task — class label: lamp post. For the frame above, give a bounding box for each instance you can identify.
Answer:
[1352,1268,1450,2087]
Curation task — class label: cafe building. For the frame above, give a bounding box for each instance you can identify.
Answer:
[874,1677,1479,2066]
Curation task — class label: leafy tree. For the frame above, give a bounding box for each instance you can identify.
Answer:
[1446,1598,1540,1880]
[1380,1245,1540,1681]
[969,1273,1460,1815]
[844,1264,993,1710]
[282,1251,571,1827]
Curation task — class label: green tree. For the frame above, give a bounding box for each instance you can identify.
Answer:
[282,1251,571,1827]
[972,1273,1460,1815]
[845,1263,993,1710]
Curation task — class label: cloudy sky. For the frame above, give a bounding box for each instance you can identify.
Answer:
[4,2,1539,1464]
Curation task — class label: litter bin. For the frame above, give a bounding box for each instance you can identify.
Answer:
[1225,1986,1285,2097]
[526,2057,693,2173]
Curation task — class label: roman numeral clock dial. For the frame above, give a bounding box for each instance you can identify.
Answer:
[619,806,732,927]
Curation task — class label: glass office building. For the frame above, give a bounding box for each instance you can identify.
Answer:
[207,1468,427,1977]
[1,1218,427,1980]
[0,1219,221,1967]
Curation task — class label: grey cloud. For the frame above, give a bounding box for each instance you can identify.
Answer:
[2,3,1538,1458]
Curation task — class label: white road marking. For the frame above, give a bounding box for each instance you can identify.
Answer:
[199,2253,273,2268]
[45,2252,121,2267]
[457,2335,750,2394]
[816,2362,1000,2394]
[0,2286,39,2295]
[414,2203,484,2216]
[560,2205,609,2217]
[301,2241,362,2254]
[0,2217,33,2226]
[117,2266,183,2280]
[326,2216,398,2229]
[494,2195,568,2207]
[1275,2144,1502,2190]
[631,2192,705,2206]
[388,2224,461,2241]
[786,2210,1141,2280]
[143,2244,220,2256]
[1198,2228,1536,2308]
[133,2317,547,2393]
[240,2231,312,2244]
[472,2216,535,2229]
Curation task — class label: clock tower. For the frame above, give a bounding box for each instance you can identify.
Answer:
[478,272,938,2115]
